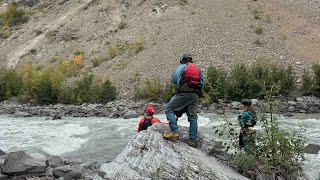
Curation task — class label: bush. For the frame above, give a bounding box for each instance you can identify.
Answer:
[98,78,117,103]
[58,74,117,104]
[134,77,175,103]
[24,68,63,105]
[301,69,315,96]
[312,63,320,96]
[11,63,117,105]
[204,65,228,102]
[228,64,260,100]
[254,94,306,178]
[0,3,28,27]
[219,86,306,178]
[255,24,263,34]
[0,68,23,101]
[198,59,298,101]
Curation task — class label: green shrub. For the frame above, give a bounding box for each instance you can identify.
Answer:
[204,65,228,102]
[108,45,118,59]
[0,68,23,101]
[223,86,306,178]
[91,58,102,68]
[0,3,28,27]
[98,78,117,103]
[59,74,117,104]
[253,10,262,20]
[255,95,306,178]
[312,63,320,96]
[23,68,63,105]
[134,77,174,102]
[301,69,315,96]
[255,24,263,34]
[231,152,255,170]
[228,64,260,100]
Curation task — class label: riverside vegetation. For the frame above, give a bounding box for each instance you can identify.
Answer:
[214,86,306,179]
[1,57,320,105]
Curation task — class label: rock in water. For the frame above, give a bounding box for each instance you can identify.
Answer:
[100,124,248,179]
[304,144,320,154]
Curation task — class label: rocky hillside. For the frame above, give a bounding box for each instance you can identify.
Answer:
[0,0,319,98]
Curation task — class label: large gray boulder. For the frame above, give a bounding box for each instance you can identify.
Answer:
[46,155,64,168]
[123,110,139,119]
[1,151,46,176]
[52,164,83,180]
[100,124,249,180]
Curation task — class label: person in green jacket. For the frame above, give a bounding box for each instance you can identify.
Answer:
[238,99,257,152]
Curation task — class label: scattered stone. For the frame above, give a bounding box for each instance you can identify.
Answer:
[52,114,62,120]
[52,164,83,180]
[288,106,295,112]
[283,113,293,117]
[46,156,64,168]
[304,144,320,154]
[63,157,83,165]
[1,151,46,176]
[123,110,138,119]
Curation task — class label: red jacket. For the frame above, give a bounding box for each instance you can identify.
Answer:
[138,116,162,132]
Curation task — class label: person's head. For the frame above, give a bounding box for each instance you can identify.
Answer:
[240,99,252,110]
[180,53,193,64]
[146,106,155,116]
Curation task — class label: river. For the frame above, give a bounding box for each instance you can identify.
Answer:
[1,113,319,175]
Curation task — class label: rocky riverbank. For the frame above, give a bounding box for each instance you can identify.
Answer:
[1,96,320,119]
[0,150,101,180]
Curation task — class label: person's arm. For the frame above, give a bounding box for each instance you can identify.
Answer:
[171,64,187,85]
[239,112,250,128]
[138,117,144,132]
[199,68,205,87]
[152,117,162,124]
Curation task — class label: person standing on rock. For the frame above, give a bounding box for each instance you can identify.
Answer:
[163,53,204,147]
[138,106,162,132]
[238,99,257,152]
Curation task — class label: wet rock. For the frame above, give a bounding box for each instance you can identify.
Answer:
[123,110,138,119]
[283,113,293,117]
[304,144,320,154]
[231,101,240,108]
[52,114,61,120]
[100,124,248,179]
[2,151,46,176]
[13,111,31,117]
[288,106,296,112]
[46,156,64,168]
[43,167,53,177]
[0,150,5,156]
[0,174,9,180]
[52,164,83,180]
[63,157,83,165]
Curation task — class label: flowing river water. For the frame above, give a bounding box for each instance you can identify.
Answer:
[1,113,319,176]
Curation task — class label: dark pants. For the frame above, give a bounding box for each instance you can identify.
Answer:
[239,128,256,152]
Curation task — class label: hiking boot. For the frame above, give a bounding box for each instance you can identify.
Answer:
[163,133,179,140]
[187,140,197,148]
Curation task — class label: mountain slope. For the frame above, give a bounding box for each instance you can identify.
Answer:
[0,0,319,98]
